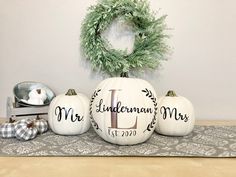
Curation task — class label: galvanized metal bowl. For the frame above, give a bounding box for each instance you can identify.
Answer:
[13,81,56,106]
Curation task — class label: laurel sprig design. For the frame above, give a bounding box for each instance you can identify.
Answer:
[142,88,158,132]
[90,89,102,131]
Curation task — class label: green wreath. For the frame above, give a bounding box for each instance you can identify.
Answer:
[81,0,169,77]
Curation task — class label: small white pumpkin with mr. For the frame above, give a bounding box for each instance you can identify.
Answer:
[48,89,90,135]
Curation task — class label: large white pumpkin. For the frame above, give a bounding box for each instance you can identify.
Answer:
[48,89,90,135]
[155,90,195,136]
[90,77,158,145]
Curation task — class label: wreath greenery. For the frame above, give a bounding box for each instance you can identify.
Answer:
[81,0,169,76]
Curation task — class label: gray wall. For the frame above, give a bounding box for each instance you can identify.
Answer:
[0,0,236,119]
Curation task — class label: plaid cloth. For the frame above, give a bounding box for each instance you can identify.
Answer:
[34,118,48,134]
[15,119,38,141]
[0,122,16,138]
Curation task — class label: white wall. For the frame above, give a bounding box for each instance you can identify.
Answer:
[0,0,236,119]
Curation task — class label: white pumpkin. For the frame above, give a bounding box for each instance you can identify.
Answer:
[90,77,158,145]
[28,88,47,105]
[155,90,195,136]
[48,89,90,135]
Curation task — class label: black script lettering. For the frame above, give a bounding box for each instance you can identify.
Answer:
[95,89,154,129]
[55,106,73,121]
[75,114,84,122]
[160,106,189,122]
[95,99,153,114]
[160,106,177,120]
[55,106,84,122]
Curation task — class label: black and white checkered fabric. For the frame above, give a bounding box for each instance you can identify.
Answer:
[34,118,48,134]
[0,122,16,138]
[15,119,38,141]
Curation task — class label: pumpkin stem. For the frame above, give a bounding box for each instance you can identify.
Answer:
[166,90,177,97]
[36,89,41,94]
[120,72,129,78]
[36,115,41,120]
[27,122,34,128]
[65,89,77,96]
[9,118,16,123]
